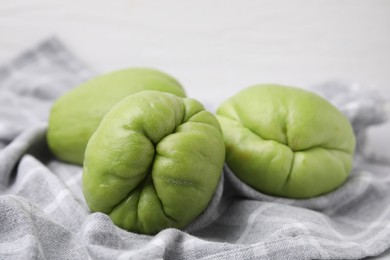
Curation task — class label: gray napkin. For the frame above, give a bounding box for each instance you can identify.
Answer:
[1,37,390,260]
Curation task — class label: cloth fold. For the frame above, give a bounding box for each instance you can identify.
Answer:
[1,37,390,259]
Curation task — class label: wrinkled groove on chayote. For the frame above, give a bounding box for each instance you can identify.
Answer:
[216,84,356,199]
[82,90,225,234]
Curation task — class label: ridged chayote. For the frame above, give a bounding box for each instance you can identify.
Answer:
[216,84,356,198]
[82,90,225,234]
[47,68,186,164]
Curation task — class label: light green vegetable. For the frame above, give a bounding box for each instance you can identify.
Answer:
[82,90,225,234]
[47,68,186,165]
[216,84,356,198]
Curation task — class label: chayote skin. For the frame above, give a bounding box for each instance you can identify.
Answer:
[216,84,356,199]
[82,90,225,234]
[47,68,186,165]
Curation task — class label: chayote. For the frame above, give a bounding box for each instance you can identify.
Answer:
[216,84,356,199]
[47,68,186,165]
[82,90,225,234]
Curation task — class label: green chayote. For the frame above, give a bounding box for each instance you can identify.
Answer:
[82,90,225,234]
[216,84,356,198]
[47,68,186,165]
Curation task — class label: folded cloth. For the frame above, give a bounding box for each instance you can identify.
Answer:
[0,37,93,143]
[1,37,390,260]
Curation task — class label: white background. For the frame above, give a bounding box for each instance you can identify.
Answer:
[0,0,389,154]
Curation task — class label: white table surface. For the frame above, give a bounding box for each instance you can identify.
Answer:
[1,0,389,155]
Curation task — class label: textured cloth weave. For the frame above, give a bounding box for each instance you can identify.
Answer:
[1,38,390,260]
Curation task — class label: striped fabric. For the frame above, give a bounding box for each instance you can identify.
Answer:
[1,38,390,259]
